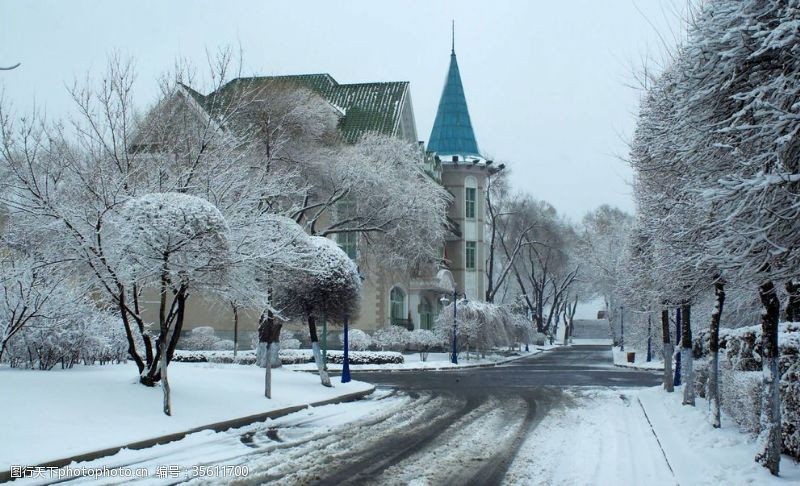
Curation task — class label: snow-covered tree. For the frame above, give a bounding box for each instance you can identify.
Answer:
[504,198,580,336]
[105,192,230,415]
[273,236,361,387]
[626,0,800,473]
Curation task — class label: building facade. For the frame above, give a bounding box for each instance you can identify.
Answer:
[139,47,496,343]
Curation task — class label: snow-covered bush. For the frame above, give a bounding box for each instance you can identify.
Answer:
[280,330,302,350]
[179,326,225,350]
[323,350,403,365]
[340,329,371,351]
[212,339,235,351]
[276,349,403,365]
[407,329,441,362]
[694,323,800,460]
[172,350,257,365]
[79,312,129,365]
[372,326,409,351]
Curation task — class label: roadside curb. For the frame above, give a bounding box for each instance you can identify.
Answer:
[300,345,563,374]
[0,386,375,483]
[613,362,665,371]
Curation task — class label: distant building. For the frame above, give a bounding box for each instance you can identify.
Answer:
[137,44,499,343]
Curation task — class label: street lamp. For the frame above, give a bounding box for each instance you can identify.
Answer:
[619,306,625,352]
[341,314,351,383]
[440,289,467,364]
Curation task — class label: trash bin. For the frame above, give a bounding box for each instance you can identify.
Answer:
[626,352,636,363]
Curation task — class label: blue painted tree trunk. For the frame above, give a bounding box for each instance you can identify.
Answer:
[673,307,682,386]
[341,316,351,383]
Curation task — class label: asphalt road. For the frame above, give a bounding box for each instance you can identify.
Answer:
[249,345,662,485]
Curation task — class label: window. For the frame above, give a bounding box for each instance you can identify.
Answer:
[336,197,358,260]
[337,232,357,260]
[465,187,476,219]
[419,297,434,330]
[390,287,406,326]
[465,241,476,270]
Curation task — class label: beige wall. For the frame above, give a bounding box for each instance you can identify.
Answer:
[441,164,489,301]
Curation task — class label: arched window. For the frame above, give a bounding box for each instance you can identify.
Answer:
[390,287,406,326]
[419,296,434,330]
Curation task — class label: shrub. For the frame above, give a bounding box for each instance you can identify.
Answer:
[340,329,371,351]
[372,326,409,351]
[693,323,800,460]
[407,329,441,362]
[179,326,224,350]
[172,348,404,366]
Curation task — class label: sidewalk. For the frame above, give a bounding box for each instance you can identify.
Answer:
[612,346,665,370]
[636,386,800,485]
[0,362,373,480]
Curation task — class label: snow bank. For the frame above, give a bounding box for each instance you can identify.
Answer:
[0,362,371,469]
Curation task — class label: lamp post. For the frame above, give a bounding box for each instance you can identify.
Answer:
[646,314,653,362]
[341,315,351,383]
[620,306,625,352]
[440,289,467,365]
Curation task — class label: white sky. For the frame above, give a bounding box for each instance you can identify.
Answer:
[0,0,685,221]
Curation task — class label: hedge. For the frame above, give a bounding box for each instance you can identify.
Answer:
[693,323,800,460]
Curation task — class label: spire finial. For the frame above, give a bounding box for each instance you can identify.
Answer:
[451,20,455,54]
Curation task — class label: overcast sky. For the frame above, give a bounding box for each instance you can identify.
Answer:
[1,0,684,221]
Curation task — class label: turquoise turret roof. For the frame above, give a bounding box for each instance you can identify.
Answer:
[428,50,480,158]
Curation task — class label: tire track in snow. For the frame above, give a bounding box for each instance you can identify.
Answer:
[221,393,469,485]
[369,395,532,486]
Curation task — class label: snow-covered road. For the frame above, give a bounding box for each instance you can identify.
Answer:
[10,345,677,485]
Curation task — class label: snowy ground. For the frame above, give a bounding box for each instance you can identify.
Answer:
[505,387,800,486]
[0,362,371,470]
[638,385,800,485]
[613,345,665,370]
[283,347,550,372]
[504,388,675,485]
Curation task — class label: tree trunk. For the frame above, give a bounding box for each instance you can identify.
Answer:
[264,342,272,399]
[231,302,239,360]
[159,266,172,416]
[256,311,270,368]
[674,307,682,387]
[709,280,725,428]
[756,279,781,476]
[308,315,332,387]
[681,303,694,406]
[661,309,674,393]
[161,333,171,416]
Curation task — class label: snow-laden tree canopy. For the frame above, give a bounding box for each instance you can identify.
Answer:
[106,192,230,291]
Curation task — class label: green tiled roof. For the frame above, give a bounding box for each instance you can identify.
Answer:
[188,74,410,144]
